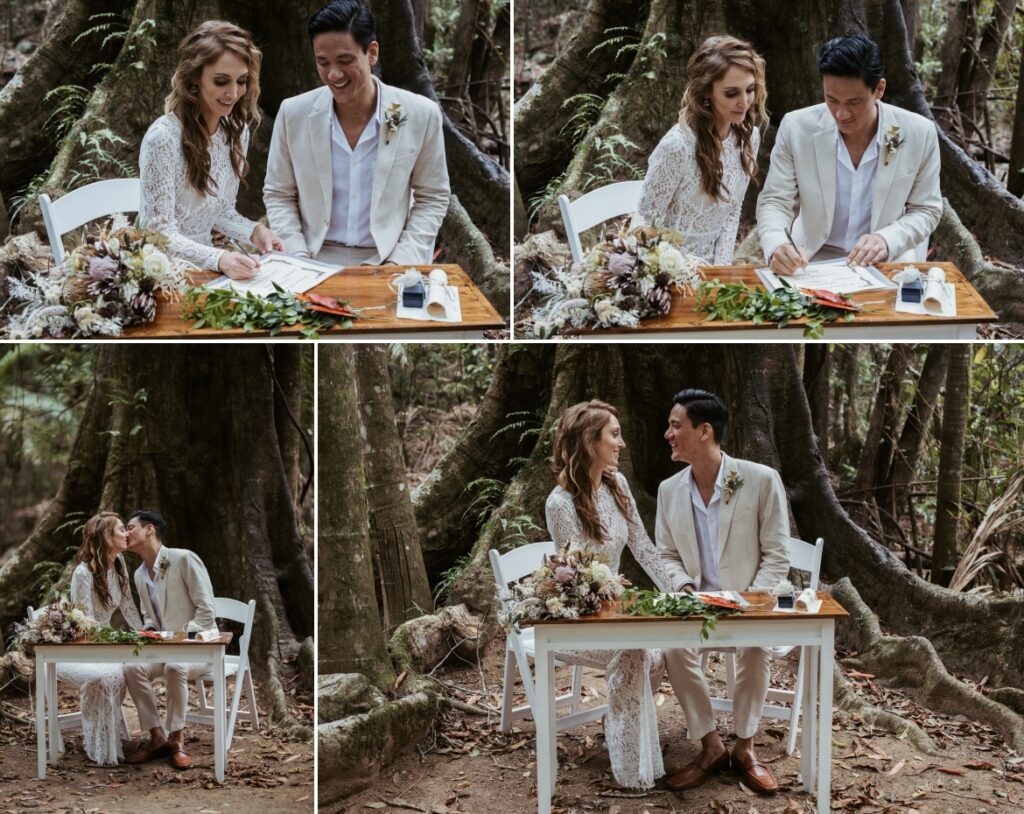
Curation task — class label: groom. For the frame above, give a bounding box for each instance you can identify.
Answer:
[757,34,942,274]
[656,389,790,795]
[122,510,217,770]
[264,0,451,267]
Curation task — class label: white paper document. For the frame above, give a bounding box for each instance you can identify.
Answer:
[206,253,343,297]
[757,262,896,295]
[894,279,957,317]
[664,590,749,607]
[396,282,463,323]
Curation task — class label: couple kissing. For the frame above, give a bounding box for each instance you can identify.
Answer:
[545,390,790,796]
[64,510,216,769]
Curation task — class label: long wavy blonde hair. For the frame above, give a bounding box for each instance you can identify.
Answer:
[165,20,262,196]
[551,400,632,546]
[75,512,130,612]
[679,35,767,202]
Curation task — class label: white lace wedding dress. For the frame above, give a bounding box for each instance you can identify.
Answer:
[59,562,144,765]
[544,472,675,790]
[635,123,761,265]
[139,113,259,272]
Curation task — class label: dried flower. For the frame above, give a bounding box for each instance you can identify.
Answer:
[723,470,744,504]
[883,124,905,166]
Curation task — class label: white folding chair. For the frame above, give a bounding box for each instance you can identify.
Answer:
[557,180,643,266]
[185,597,259,750]
[26,605,131,753]
[702,536,824,754]
[38,178,141,267]
[490,543,608,734]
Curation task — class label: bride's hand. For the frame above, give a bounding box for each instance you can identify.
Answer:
[251,223,285,253]
[218,251,259,279]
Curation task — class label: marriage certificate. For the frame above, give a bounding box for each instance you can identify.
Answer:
[757,262,896,296]
[206,253,342,298]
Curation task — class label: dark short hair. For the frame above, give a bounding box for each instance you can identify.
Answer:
[308,0,376,51]
[129,510,166,541]
[817,34,884,89]
[673,389,729,444]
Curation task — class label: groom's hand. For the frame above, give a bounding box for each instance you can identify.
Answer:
[251,223,286,254]
[847,233,889,266]
[769,244,808,276]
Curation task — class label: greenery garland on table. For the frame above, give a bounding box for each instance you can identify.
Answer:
[622,588,743,640]
[695,278,856,339]
[90,625,147,655]
[182,284,353,339]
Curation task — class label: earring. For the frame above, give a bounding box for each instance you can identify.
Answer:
[702,98,711,108]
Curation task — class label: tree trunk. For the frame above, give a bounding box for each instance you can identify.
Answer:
[1008,35,1024,198]
[932,345,970,585]
[353,345,433,626]
[442,0,482,127]
[802,345,831,462]
[959,0,1014,135]
[887,344,948,512]
[933,0,971,132]
[318,346,395,690]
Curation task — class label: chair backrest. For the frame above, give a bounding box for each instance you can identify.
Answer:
[558,180,644,266]
[784,536,824,591]
[39,178,142,266]
[489,542,558,608]
[212,597,257,663]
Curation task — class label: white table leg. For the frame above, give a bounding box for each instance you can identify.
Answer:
[799,644,812,791]
[805,644,820,790]
[36,655,46,779]
[47,661,60,763]
[817,622,835,814]
[214,651,226,782]
[534,630,555,814]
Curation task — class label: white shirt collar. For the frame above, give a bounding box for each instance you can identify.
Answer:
[688,455,727,508]
[329,76,382,151]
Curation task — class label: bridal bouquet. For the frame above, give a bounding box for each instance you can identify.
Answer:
[12,598,98,656]
[501,549,629,628]
[5,216,185,338]
[530,221,703,337]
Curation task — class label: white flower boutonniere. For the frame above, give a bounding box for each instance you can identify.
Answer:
[384,102,408,145]
[723,470,744,504]
[883,124,905,166]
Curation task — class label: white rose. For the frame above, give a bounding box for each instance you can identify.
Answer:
[659,244,685,275]
[144,250,170,278]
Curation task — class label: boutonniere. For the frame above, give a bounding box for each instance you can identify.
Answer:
[883,124,904,166]
[723,470,744,504]
[384,102,407,145]
[158,555,170,580]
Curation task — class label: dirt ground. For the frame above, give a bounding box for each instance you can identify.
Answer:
[0,678,313,814]
[330,643,1023,814]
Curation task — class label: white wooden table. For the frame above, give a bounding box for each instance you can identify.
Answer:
[530,595,848,813]
[35,634,232,781]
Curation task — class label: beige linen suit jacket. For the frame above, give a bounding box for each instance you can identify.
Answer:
[757,101,941,263]
[264,79,450,265]
[134,546,216,633]
[655,453,790,592]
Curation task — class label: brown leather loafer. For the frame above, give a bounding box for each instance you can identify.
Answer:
[733,749,778,794]
[666,748,730,791]
[169,746,192,769]
[124,740,174,764]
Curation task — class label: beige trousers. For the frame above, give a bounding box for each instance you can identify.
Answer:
[124,662,210,734]
[664,646,771,740]
[315,242,380,267]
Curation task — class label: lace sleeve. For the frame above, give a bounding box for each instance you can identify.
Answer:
[116,561,144,629]
[545,489,586,553]
[139,120,225,271]
[212,127,259,244]
[617,474,674,592]
[70,566,96,618]
[636,126,695,227]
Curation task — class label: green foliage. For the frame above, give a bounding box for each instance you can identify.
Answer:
[433,552,472,605]
[389,344,496,408]
[579,132,643,192]
[66,125,134,188]
[91,625,146,655]
[695,279,855,339]
[42,85,91,140]
[182,284,352,339]
[622,588,742,640]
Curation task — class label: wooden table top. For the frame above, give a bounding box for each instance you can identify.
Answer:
[38,631,233,646]
[527,592,849,625]
[127,263,506,338]
[568,262,997,335]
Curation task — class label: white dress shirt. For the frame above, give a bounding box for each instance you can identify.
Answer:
[689,457,726,591]
[325,80,381,248]
[142,556,164,630]
[822,109,881,255]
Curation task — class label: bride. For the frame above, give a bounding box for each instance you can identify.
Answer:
[544,400,675,790]
[62,512,144,765]
[635,36,767,265]
[139,20,283,278]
